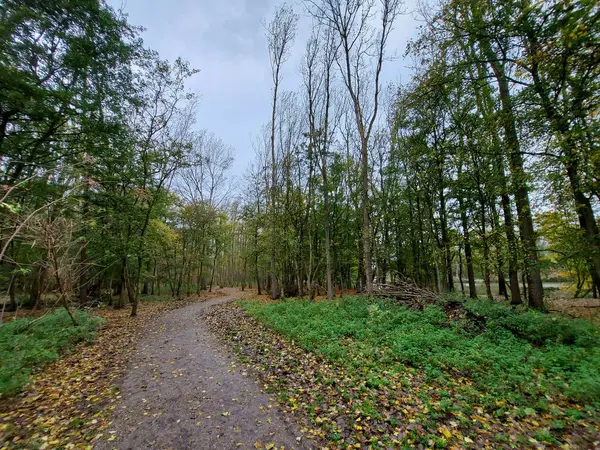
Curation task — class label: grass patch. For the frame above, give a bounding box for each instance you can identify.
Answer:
[241,296,600,407]
[0,308,103,396]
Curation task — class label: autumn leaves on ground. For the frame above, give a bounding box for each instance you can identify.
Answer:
[1,291,599,450]
[0,294,219,449]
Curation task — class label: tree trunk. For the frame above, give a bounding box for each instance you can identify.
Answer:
[30,264,45,310]
[8,273,17,312]
[117,257,126,309]
[78,243,88,304]
[458,244,465,295]
[487,56,544,309]
[126,270,138,317]
[460,200,477,298]
[360,138,373,292]
[439,186,454,292]
[50,248,78,327]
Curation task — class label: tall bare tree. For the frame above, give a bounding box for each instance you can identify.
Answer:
[306,0,403,292]
[265,4,298,299]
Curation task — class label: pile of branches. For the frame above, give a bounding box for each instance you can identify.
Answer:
[371,277,439,304]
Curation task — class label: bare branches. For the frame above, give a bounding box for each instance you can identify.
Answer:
[265,4,299,86]
[265,4,299,300]
[178,131,235,208]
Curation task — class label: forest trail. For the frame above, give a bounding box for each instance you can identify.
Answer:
[96,289,306,450]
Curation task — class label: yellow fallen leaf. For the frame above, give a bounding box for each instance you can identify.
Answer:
[439,426,452,439]
[254,442,262,449]
[265,444,275,450]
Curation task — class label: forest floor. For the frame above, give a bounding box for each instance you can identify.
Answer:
[1,289,304,449]
[2,290,598,449]
[203,297,600,450]
[94,288,306,450]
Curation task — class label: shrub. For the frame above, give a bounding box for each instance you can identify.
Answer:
[464,299,600,347]
[242,296,600,404]
[0,308,103,396]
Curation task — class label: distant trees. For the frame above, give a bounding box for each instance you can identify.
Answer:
[2,0,598,318]
[306,0,403,292]
[232,0,599,308]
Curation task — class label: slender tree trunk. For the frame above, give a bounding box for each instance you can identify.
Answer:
[8,273,17,312]
[459,199,477,298]
[361,138,373,291]
[117,257,126,308]
[458,244,465,295]
[209,248,218,293]
[269,62,281,300]
[125,270,137,316]
[487,57,544,309]
[30,264,44,310]
[151,260,157,295]
[50,248,78,327]
[499,191,522,304]
[323,180,333,299]
[439,186,454,292]
[490,199,509,299]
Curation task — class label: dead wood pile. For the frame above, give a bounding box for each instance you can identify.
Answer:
[372,278,439,303]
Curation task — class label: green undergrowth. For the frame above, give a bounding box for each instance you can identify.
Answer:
[0,308,104,396]
[241,296,600,409]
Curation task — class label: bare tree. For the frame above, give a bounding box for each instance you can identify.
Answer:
[265,4,298,299]
[23,215,86,326]
[179,131,234,208]
[306,0,403,292]
[302,23,338,299]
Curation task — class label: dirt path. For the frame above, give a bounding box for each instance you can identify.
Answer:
[96,289,307,450]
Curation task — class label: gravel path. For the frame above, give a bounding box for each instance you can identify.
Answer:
[96,289,307,450]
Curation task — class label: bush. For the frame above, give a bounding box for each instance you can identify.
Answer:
[242,296,600,405]
[464,298,600,347]
[0,308,103,396]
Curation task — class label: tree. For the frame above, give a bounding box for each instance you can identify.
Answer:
[306,0,403,292]
[265,4,298,299]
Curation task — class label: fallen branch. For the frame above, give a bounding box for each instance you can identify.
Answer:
[371,279,439,303]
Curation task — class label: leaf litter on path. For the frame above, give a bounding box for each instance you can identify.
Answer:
[0,293,220,449]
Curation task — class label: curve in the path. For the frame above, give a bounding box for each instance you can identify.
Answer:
[95,289,308,450]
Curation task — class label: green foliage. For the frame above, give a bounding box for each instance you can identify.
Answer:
[242,297,600,405]
[464,298,600,347]
[0,309,103,396]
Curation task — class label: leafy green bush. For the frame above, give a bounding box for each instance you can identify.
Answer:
[0,308,103,396]
[242,296,600,405]
[464,298,600,347]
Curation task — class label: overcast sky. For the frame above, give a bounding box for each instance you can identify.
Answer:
[107,0,422,178]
